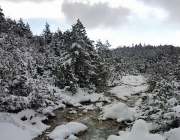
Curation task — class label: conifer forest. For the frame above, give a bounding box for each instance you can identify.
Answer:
[1,6,180,140]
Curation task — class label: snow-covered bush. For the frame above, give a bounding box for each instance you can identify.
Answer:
[138,80,180,132]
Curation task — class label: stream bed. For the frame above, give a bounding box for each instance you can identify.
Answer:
[35,75,147,140]
[34,95,140,140]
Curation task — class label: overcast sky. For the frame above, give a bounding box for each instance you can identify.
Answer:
[1,0,180,48]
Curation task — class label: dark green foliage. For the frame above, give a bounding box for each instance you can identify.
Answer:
[0,7,122,112]
[0,6,126,99]
[43,22,52,44]
[0,6,5,33]
[56,19,98,93]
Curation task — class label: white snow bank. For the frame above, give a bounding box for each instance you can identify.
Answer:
[121,75,147,86]
[73,89,110,103]
[62,88,110,103]
[173,105,180,117]
[66,122,87,134]
[48,125,71,140]
[109,84,148,100]
[101,102,135,121]
[96,102,104,108]
[108,119,164,140]
[164,127,180,140]
[69,110,77,114]
[48,122,87,140]
[0,109,50,140]
[0,122,34,140]
[109,75,148,100]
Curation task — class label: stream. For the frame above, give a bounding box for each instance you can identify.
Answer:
[34,95,140,140]
[35,76,147,140]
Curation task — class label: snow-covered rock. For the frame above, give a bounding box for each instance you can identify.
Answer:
[108,119,164,140]
[48,125,71,140]
[101,102,135,121]
[66,122,87,134]
[69,110,77,114]
[48,122,87,140]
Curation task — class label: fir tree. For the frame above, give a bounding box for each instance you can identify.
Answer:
[58,19,98,93]
[43,22,52,44]
[17,18,27,36]
[0,6,5,33]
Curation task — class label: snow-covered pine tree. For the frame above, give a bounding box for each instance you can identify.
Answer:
[43,22,52,44]
[94,40,111,92]
[50,29,64,56]
[16,18,27,37]
[0,6,5,33]
[25,23,33,39]
[58,19,97,93]
[5,18,16,34]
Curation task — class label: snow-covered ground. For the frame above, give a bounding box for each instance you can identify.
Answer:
[0,109,50,140]
[48,122,87,140]
[109,75,148,100]
[121,75,147,86]
[100,102,135,122]
[1,75,180,140]
[0,86,110,140]
[108,119,164,140]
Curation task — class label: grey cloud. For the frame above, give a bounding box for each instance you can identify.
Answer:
[139,0,180,23]
[61,0,131,28]
[0,0,54,3]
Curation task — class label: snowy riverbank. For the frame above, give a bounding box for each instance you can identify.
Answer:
[1,75,180,140]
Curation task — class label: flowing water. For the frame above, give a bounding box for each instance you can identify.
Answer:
[34,94,140,140]
[35,77,147,140]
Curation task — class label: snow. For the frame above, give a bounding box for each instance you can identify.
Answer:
[0,122,33,140]
[48,122,87,140]
[101,102,135,121]
[2,75,179,140]
[168,98,178,106]
[96,102,103,108]
[121,75,147,86]
[0,84,110,140]
[71,43,82,49]
[108,119,164,140]
[66,122,87,134]
[63,58,72,66]
[164,127,180,140]
[109,85,148,100]
[67,134,77,140]
[0,109,50,140]
[62,88,110,103]
[69,110,77,114]
[79,104,96,112]
[48,125,71,140]
[173,105,180,117]
[109,75,148,100]
[74,50,79,55]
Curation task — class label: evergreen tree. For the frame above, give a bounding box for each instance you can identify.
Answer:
[0,6,5,33]
[17,18,27,36]
[43,22,52,44]
[25,23,33,39]
[58,19,98,93]
[51,29,63,56]
[6,17,16,34]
